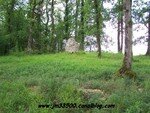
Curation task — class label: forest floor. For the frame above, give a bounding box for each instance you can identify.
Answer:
[0,52,150,113]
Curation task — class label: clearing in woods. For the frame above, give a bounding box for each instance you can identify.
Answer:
[0,52,149,113]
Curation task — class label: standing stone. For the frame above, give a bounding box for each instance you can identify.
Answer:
[65,38,80,53]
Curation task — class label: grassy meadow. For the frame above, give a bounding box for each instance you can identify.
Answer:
[0,52,150,113]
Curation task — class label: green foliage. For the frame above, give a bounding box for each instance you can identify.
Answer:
[132,0,150,25]
[0,0,29,55]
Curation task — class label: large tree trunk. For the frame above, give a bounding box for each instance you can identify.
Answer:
[123,0,132,69]
[94,0,102,57]
[146,11,150,56]
[118,0,135,77]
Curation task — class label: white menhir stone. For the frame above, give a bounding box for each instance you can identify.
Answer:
[65,38,80,53]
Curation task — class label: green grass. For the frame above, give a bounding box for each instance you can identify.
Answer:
[0,52,150,113]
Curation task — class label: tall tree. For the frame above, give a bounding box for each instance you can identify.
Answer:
[120,12,124,53]
[119,0,134,76]
[80,0,85,50]
[45,0,50,37]
[55,13,64,52]
[117,0,124,53]
[75,0,80,39]
[94,0,102,57]
[146,10,150,55]
[5,0,16,52]
[36,0,44,51]
[43,0,51,52]
[111,0,124,53]
[27,0,44,53]
[50,0,55,52]
[64,0,69,39]
[27,0,36,53]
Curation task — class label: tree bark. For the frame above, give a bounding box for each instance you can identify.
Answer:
[94,0,102,57]
[75,0,79,40]
[64,0,69,40]
[27,28,33,52]
[117,0,123,53]
[6,0,15,33]
[80,0,85,50]
[27,0,36,52]
[119,0,133,75]
[120,15,124,52]
[50,0,55,52]
[37,0,44,51]
[146,11,150,56]
[45,0,50,36]
[6,0,16,52]
[123,0,132,69]
[117,19,121,52]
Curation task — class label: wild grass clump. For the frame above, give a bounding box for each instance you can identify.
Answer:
[106,77,150,113]
[0,81,39,113]
[57,79,81,103]
[40,77,63,103]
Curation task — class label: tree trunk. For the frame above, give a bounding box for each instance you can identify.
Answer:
[117,0,123,53]
[75,0,79,40]
[27,0,36,53]
[117,19,121,52]
[45,0,50,36]
[50,0,55,52]
[37,0,44,51]
[80,0,85,50]
[44,0,50,51]
[146,11,150,56]
[123,0,132,69]
[64,0,69,40]
[6,0,16,52]
[6,0,15,33]
[119,0,133,76]
[120,15,124,52]
[27,28,33,52]
[94,0,102,57]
